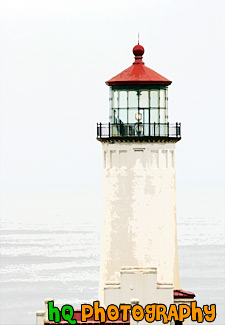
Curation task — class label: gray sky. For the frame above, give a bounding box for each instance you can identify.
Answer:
[0,0,224,227]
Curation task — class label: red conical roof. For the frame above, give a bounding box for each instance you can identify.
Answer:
[106,44,172,86]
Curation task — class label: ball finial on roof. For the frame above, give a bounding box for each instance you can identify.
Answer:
[133,44,145,57]
[133,44,145,65]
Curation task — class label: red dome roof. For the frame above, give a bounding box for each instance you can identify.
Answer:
[106,43,171,86]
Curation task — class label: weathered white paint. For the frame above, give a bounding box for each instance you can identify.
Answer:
[99,141,179,303]
[36,311,45,325]
[104,266,173,325]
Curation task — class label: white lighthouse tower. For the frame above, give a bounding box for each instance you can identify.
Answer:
[97,43,181,304]
[35,42,197,325]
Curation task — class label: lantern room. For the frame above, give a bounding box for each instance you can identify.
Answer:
[109,86,168,125]
[97,43,181,140]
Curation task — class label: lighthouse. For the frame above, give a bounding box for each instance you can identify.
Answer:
[35,42,197,325]
[97,43,181,304]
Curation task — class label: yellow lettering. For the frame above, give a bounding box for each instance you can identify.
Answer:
[155,304,168,323]
[107,305,119,321]
[132,305,144,322]
[119,304,131,322]
[81,304,93,322]
[203,304,216,322]
[145,304,156,322]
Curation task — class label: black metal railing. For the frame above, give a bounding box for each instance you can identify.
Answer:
[97,122,181,139]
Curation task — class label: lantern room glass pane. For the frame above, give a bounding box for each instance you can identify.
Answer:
[128,109,137,123]
[128,91,138,108]
[166,89,168,109]
[150,108,159,123]
[160,108,167,124]
[119,91,127,108]
[160,89,166,108]
[137,109,143,122]
[109,108,113,123]
[109,89,112,109]
[113,91,118,108]
[140,91,149,108]
[140,110,143,123]
[144,109,149,124]
[150,90,158,108]
[113,109,119,124]
[119,108,127,123]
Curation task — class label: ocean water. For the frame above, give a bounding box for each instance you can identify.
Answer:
[0,217,224,325]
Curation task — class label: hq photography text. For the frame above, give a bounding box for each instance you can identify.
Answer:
[48,300,216,324]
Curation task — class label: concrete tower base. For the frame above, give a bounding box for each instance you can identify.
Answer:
[99,141,180,303]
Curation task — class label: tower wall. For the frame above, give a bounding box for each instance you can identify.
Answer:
[99,141,179,303]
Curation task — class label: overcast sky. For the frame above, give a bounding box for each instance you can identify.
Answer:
[0,0,224,227]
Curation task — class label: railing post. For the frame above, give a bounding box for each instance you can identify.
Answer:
[167,122,169,137]
[108,122,110,137]
[176,122,178,137]
[179,123,181,137]
[154,122,156,136]
[158,123,160,136]
[100,122,102,138]
[149,122,151,136]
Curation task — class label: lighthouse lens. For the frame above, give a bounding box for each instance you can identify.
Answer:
[135,113,142,121]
